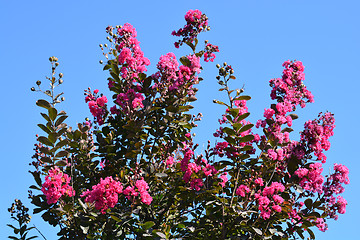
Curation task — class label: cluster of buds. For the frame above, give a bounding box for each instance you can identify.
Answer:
[8,199,31,224]
[31,56,65,104]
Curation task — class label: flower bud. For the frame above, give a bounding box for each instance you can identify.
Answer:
[230,70,234,74]
[55,62,59,67]
[59,73,63,78]
[99,44,103,48]
[59,79,64,84]
[36,80,41,85]
[216,76,220,80]
[99,60,103,64]
[216,64,220,68]
[31,87,35,91]
[61,97,65,101]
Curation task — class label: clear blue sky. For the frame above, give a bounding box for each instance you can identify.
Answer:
[1,0,359,239]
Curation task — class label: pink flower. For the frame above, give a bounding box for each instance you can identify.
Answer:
[41,167,75,204]
[236,184,250,197]
[255,178,264,186]
[81,176,123,214]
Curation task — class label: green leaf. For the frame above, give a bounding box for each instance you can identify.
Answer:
[111,215,122,222]
[234,95,251,101]
[141,221,155,230]
[233,122,242,132]
[40,113,51,122]
[33,208,44,214]
[38,124,52,134]
[56,139,68,148]
[229,108,239,118]
[237,112,250,122]
[29,185,40,190]
[180,56,191,66]
[103,64,111,71]
[282,127,293,133]
[55,150,69,158]
[55,115,68,127]
[8,236,19,240]
[289,113,298,120]
[38,136,54,147]
[30,171,42,186]
[224,136,236,145]
[238,124,254,133]
[48,108,58,121]
[213,99,228,107]
[48,132,58,144]
[304,199,313,209]
[239,134,254,143]
[36,99,51,109]
[55,160,67,166]
[222,127,236,136]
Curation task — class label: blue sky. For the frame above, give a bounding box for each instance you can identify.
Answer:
[1,0,359,239]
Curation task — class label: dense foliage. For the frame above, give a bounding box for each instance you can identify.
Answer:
[8,9,349,240]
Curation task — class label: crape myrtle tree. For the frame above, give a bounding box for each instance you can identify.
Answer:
[8,9,349,240]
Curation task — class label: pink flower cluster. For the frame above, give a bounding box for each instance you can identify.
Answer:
[41,167,75,204]
[203,43,219,62]
[135,179,153,205]
[270,60,314,108]
[172,9,209,48]
[300,112,335,163]
[256,60,314,145]
[85,88,108,125]
[254,182,285,219]
[115,23,150,80]
[81,176,123,214]
[295,162,324,194]
[153,53,201,97]
[115,87,145,113]
[179,144,220,191]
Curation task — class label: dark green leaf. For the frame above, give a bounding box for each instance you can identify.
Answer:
[36,99,51,109]
[55,160,67,166]
[38,136,54,147]
[233,122,242,131]
[48,108,57,121]
[234,95,251,101]
[56,139,68,148]
[48,132,58,144]
[38,124,52,134]
[55,150,69,158]
[282,127,293,133]
[30,171,42,186]
[180,56,191,66]
[222,127,236,136]
[55,115,68,127]
[141,221,155,230]
[239,134,254,143]
[304,199,313,209]
[29,185,40,190]
[237,112,250,122]
[40,113,51,122]
[289,113,298,120]
[239,124,254,133]
[229,108,239,118]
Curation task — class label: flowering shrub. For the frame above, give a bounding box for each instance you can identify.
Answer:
[10,9,348,240]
